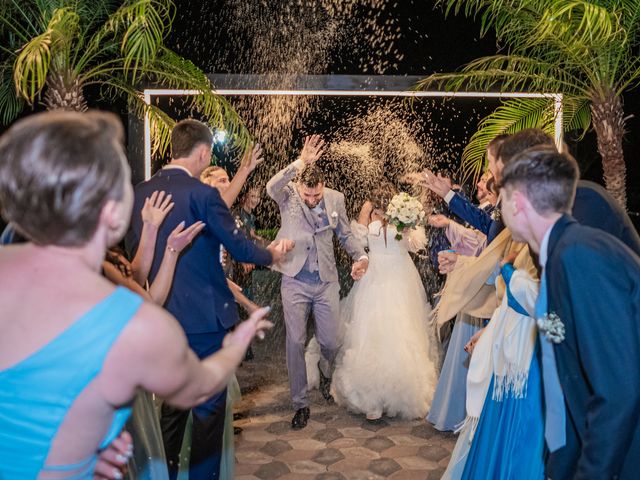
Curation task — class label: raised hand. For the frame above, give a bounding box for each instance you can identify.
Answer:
[300,134,325,165]
[421,170,453,199]
[141,190,174,228]
[437,250,458,274]
[166,221,206,254]
[240,143,264,173]
[428,214,450,229]
[351,258,369,281]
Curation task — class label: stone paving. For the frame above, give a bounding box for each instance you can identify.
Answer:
[233,349,456,480]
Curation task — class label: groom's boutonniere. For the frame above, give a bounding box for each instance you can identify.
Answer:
[537,312,565,344]
[331,211,339,220]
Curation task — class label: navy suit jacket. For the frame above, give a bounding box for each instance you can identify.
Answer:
[545,215,640,479]
[573,180,640,256]
[125,168,272,334]
[449,180,640,253]
[448,193,504,243]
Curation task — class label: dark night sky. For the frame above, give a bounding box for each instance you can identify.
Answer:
[162,0,640,222]
[1,1,639,229]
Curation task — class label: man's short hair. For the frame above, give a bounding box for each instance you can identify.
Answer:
[298,164,325,188]
[501,146,579,215]
[497,128,555,166]
[0,110,127,246]
[487,133,510,156]
[171,119,213,159]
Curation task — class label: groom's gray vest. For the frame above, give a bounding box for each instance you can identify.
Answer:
[266,160,365,283]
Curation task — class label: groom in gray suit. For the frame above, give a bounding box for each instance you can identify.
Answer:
[267,135,369,429]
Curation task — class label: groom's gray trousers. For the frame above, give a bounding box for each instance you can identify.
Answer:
[281,269,340,410]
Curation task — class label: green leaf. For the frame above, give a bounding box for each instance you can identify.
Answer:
[0,62,24,124]
[458,97,556,184]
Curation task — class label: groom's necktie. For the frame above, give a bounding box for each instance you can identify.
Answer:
[536,269,567,452]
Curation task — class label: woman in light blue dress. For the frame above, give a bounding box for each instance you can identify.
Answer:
[0,111,270,478]
[426,215,489,431]
[443,250,544,479]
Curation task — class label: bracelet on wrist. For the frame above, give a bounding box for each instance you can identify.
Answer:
[167,245,178,254]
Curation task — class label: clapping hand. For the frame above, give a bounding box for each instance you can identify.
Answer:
[141,191,173,228]
[240,143,264,173]
[166,221,206,254]
[300,135,325,165]
[437,250,458,274]
[421,170,453,199]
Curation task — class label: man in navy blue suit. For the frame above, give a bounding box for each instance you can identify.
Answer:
[125,119,289,479]
[501,146,640,479]
[424,129,640,272]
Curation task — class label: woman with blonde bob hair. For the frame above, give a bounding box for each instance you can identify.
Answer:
[0,110,271,478]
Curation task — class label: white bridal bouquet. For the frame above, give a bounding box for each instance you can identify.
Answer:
[385,192,426,240]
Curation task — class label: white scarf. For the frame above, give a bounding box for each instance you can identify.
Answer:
[462,246,539,438]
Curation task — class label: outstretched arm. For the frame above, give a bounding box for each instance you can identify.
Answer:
[220,144,263,208]
[421,169,494,235]
[133,305,273,408]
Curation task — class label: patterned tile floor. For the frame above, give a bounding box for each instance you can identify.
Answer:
[233,349,456,480]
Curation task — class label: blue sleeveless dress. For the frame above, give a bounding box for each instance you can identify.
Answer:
[458,266,545,480]
[0,287,143,479]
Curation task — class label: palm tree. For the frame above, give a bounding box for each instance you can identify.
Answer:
[0,0,250,157]
[416,0,640,208]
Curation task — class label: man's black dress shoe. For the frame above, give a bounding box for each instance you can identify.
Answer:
[318,362,335,404]
[291,407,310,429]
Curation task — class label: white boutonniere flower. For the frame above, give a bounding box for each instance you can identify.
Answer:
[537,312,565,344]
[331,211,339,219]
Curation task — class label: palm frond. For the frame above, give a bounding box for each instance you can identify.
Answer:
[142,47,252,153]
[415,54,586,94]
[561,96,591,138]
[615,0,640,38]
[0,62,24,124]
[0,0,41,41]
[532,1,623,50]
[93,49,252,158]
[103,0,174,83]
[13,29,52,103]
[459,98,556,183]
[13,7,79,103]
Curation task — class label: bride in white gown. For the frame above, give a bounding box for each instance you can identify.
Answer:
[327,186,438,420]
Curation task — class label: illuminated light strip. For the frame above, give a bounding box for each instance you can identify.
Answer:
[143,88,563,179]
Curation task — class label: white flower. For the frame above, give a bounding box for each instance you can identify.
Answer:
[331,211,339,219]
[537,312,565,344]
[385,192,426,239]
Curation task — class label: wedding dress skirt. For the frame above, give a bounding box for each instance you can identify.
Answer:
[331,222,438,419]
